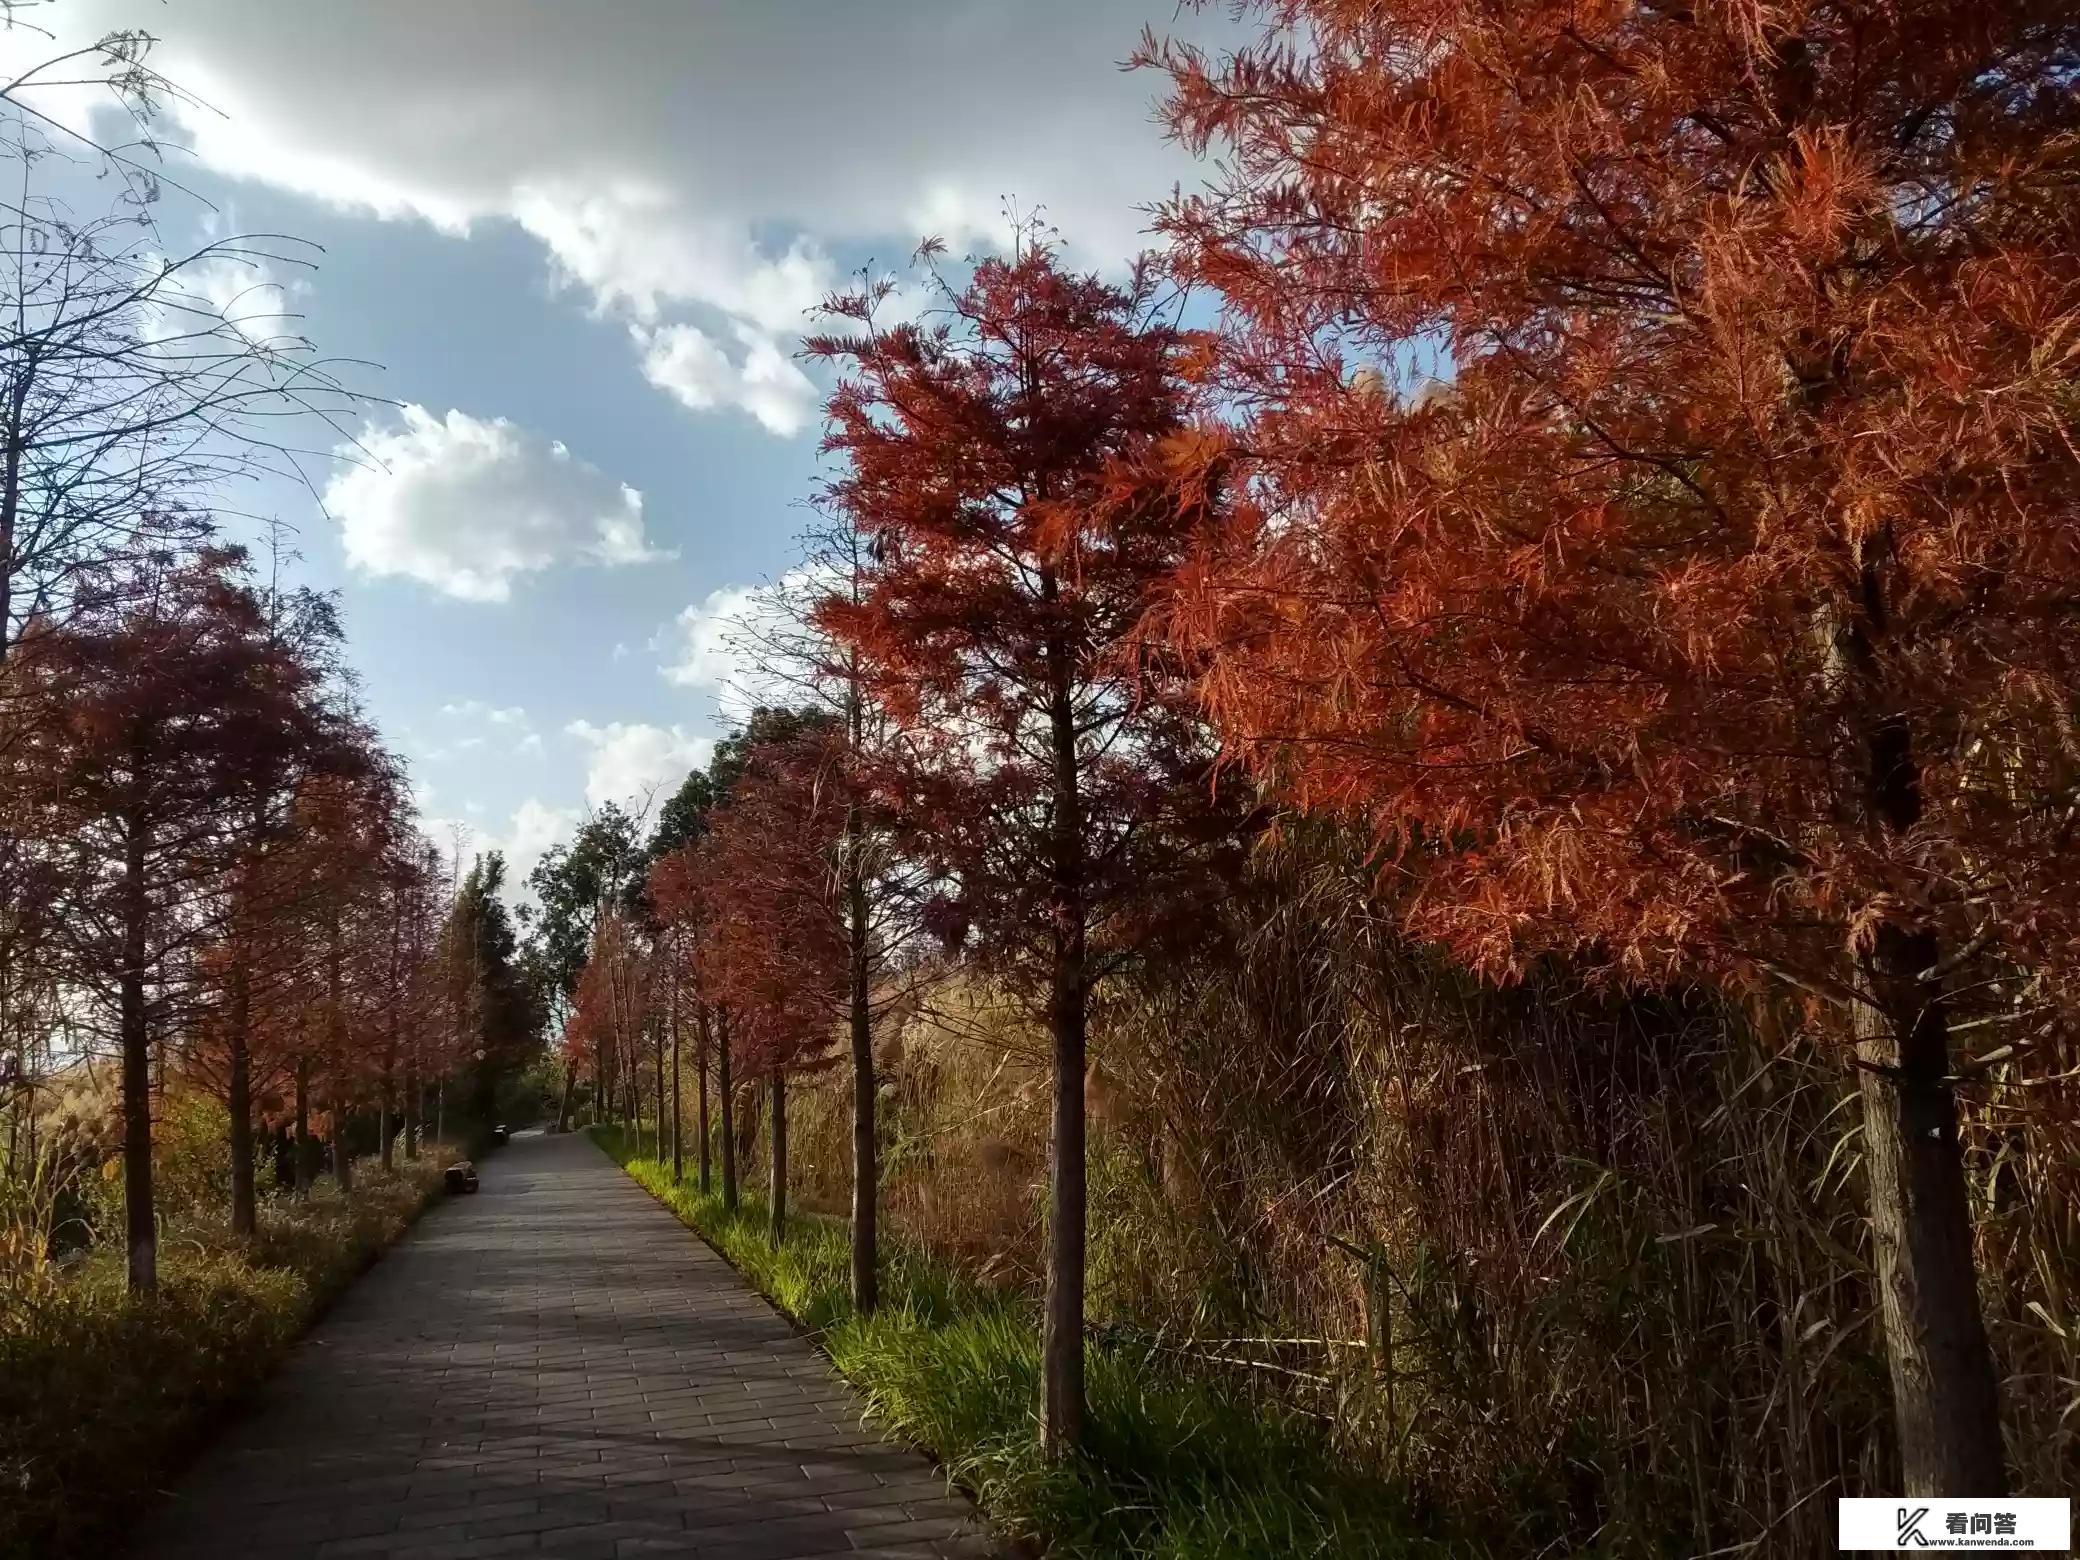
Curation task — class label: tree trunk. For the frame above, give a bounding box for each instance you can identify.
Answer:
[335,1116,354,1193]
[0,357,35,665]
[769,1070,787,1246]
[670,972,683,1185]
[718,1009,737,1212]
[381,898,401,1172]
[294,1056,312,1199]
[404,1047,420,1161]
[1038,597,1089,1459]
[554,1066,577,1134]
[654,1018,666,1163]
[1042,925,1089,1458]
[1857,925,2007,1495]
[618,1015,636,1128]
[735,1074,759,1172]
[327,909,349,1191]
[119,814,156,1293]
[228,964,257,1237]
[847,800,878,1312]
[1845,675,2007,1494]
[697,1003,712,1195]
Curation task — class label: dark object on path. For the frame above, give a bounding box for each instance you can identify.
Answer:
[490,1123,510,1145]
[444,1161,479,1194]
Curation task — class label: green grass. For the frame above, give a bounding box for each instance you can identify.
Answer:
[0,1156,450,1560]
[592,1125,1459,1559]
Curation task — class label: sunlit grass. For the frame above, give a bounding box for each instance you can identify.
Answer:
[593,1125,1457,1559]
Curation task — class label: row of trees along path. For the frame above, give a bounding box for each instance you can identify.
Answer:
[5,540,538,1290]
[0,28,537,1305]
[551,0,2080,1510]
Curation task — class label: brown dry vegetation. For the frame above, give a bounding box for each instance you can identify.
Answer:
[1,1082,457,1560]
[710,845,2078,1556]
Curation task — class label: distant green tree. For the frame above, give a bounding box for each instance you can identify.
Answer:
[707,708,836,802]
[648,769,716,860]
[443,852,540,1136]
[525,803,643,1007]
[526,805,643,1121]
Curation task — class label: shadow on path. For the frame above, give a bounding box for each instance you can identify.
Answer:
[128,1130,995,1560]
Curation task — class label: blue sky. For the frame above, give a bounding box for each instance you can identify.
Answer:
[4,0,1223,888]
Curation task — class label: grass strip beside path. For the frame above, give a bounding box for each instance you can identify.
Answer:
[590,1124,1453,1560]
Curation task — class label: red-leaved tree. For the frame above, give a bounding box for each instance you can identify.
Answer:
[16,545,328,1289]
[691,718,846,1245]
[810,236,1223,1454]
[1144,0,2080,1495]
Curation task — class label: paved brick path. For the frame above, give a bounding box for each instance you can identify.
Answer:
[132,1130,995,1560]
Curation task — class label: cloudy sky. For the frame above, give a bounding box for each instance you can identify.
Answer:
[4,0,1221,887]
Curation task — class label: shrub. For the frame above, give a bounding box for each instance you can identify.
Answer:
[0,1154,448,1560]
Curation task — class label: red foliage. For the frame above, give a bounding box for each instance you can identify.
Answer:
[1141,0,2080,1491]
[561,909,647,1082]
[14,548,329,1039]
[685,722,847,1082]
[1143,0,2080,998]
[807,239,1225,983]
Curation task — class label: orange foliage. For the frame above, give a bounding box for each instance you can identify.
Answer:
[1142,0,2080,997]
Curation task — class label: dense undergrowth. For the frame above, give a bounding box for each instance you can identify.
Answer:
[0,1152,450,1560]
[591,1123,1455,1560]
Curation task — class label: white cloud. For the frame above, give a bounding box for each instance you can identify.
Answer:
[909,183,1011,254]
[566,720,712,811]
[418,796,579,902]
[502,798,580,885]
[4,2,1224,435]
[324,405,667,602]
[440,700,530,726]
[174,251,304,346]
[421,700,544,764]
[513,188,833,332]
[657,562,860,729]
[656,575,813,717]
[634,322,819,438]
[661,583,763,692]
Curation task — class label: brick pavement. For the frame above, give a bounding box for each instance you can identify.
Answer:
[130,1129,996,1560]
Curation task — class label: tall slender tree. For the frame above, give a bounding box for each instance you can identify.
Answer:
[649,839,715,1193]
[442,853,539,1142]
[693,524,930,1310]
[809,236,1219,1455]
[692,719,847,1246]
[185,575,356,1232]
[529,805,644,1126]
[0,100,365,661]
